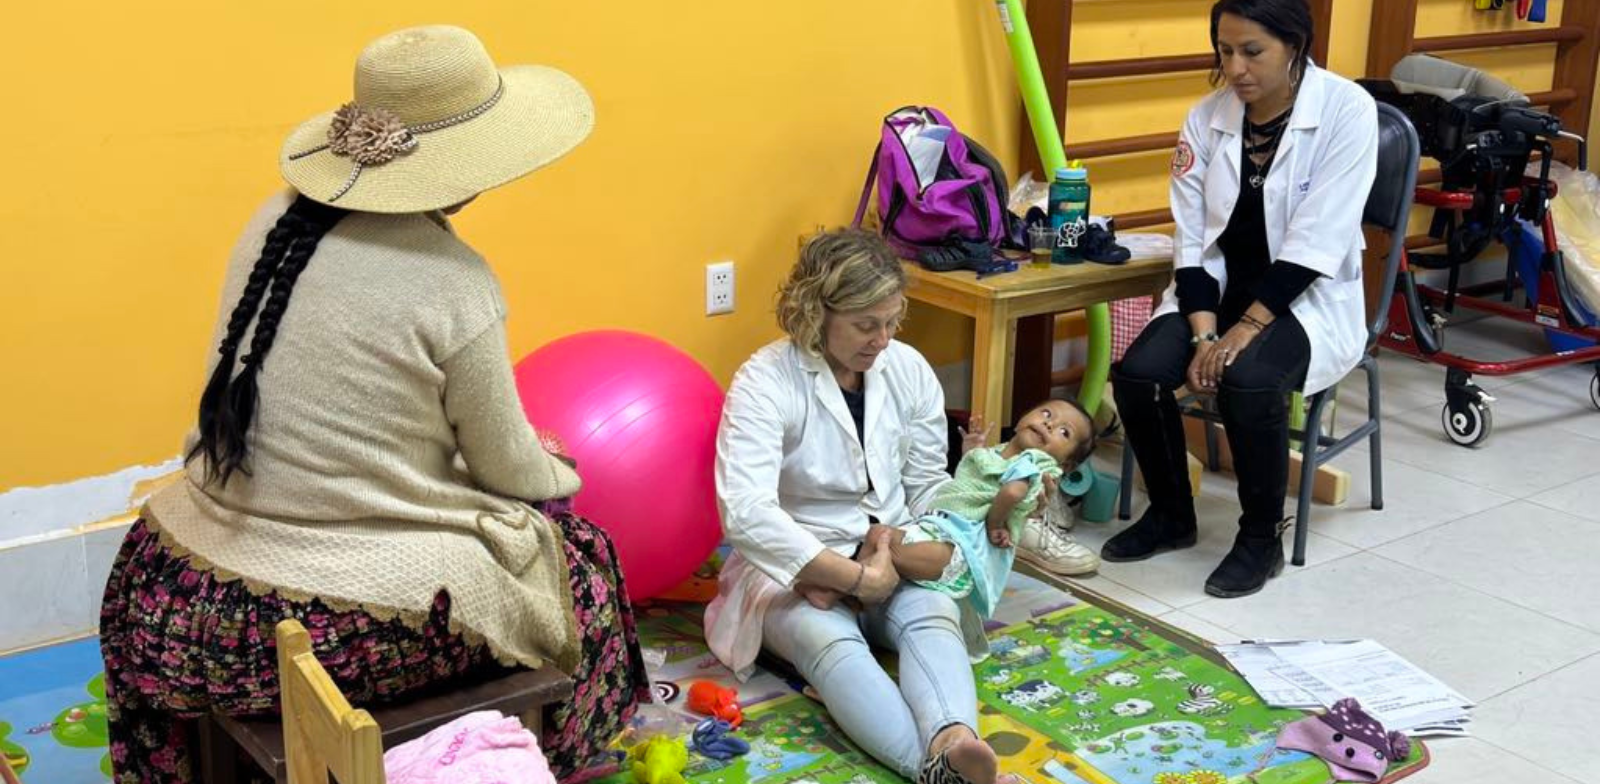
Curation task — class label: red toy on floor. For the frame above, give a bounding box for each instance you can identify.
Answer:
[685,681,742,728]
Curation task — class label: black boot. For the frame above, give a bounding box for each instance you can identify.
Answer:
[1104,375,1197,562]
[1205,520,1288,597]
[1207,384,1295,597]
[1102,507,1199,562]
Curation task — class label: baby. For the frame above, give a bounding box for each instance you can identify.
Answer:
[801,399,1097,619]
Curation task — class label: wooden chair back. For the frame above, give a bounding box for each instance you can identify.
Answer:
[278,619,386,784]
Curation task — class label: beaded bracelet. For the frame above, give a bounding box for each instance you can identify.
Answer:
[1190,331,1220,345]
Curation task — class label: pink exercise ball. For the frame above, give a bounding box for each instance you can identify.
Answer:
[514,331,725,602]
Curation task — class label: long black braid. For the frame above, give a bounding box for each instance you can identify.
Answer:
[188,195,349,486]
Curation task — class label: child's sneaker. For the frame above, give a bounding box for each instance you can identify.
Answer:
[1016,517,1100,575]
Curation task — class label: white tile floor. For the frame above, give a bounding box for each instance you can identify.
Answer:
[1060,317,1600,783]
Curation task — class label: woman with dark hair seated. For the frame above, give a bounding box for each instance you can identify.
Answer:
[1105,0,1378,598]
[98,26,647,783]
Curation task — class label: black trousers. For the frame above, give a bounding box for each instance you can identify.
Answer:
[1113,312,1311,535]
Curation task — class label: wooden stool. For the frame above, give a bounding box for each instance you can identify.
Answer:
[198,632,574,784]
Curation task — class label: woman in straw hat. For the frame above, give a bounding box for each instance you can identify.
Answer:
[97,26,647,781]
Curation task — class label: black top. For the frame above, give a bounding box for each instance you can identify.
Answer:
[841,383,866,446]
[840,381,873,493]
[1177,116,1322,329]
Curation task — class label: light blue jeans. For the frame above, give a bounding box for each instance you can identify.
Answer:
[762,584,977,778]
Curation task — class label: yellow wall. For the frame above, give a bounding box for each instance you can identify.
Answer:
[2,0,1595,493]
[906,0,1594,368]
[931,0,1594,352]
[1055,0,1579,219]
[0,1,1023,490]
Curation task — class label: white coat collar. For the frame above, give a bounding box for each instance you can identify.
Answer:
[1208,60,1328,135]
[796,342,890,445]
[797,344,832,375]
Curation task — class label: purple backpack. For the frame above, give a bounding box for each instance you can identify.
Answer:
[853,106,1016,259]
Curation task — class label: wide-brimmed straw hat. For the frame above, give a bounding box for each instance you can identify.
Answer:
[280,25,593,213]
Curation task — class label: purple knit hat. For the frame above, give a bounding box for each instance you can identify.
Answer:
[1276,699,1411,782]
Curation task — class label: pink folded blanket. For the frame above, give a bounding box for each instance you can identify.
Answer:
[384,710,557,784]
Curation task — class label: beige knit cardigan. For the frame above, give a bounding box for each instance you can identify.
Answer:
[145,190,582,671]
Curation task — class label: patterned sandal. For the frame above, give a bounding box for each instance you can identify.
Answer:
[918,748,976,784]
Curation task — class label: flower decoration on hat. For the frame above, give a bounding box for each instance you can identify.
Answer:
[280,24,594,213]
[327,103,418,165]
[287,77,505,204]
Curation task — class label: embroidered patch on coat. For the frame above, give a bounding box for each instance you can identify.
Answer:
[1171,140,1195,177]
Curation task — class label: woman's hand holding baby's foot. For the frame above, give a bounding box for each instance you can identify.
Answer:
[860,524,893,558]
[853,526,901,604]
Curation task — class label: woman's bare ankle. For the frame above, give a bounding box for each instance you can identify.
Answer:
[929,723,973,754]
[928,725,998,784]
[944,737,998,784]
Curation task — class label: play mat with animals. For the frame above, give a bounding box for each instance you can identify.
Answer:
[0,572,1428,783]
[0,638,111,783]
[598,571,1429,784]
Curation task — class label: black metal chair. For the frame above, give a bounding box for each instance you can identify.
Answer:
[1117,102,1421,566]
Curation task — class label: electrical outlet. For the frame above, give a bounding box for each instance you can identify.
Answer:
[706,261,735,315]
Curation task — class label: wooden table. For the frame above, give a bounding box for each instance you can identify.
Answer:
[903,254,1172,426]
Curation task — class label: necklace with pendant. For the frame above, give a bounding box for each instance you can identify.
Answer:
[1247,147,1273,189]
[1244,110,1287,189]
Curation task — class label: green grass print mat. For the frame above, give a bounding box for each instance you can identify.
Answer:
[599,571,1428,784]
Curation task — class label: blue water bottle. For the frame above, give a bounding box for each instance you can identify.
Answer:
[1049,165,1091,264]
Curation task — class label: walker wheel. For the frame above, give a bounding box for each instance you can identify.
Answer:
[1442,399,1493,447]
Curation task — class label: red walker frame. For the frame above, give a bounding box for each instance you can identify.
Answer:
[1378,178,1600,445]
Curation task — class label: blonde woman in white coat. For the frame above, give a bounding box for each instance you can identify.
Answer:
[1104,0,1377,598]
[707,229,1011,784]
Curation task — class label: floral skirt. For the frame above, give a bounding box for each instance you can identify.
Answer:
[99,512,648,784]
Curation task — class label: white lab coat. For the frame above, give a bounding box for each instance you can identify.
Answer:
[1154,62,1379,394]
[704,338,954,679]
